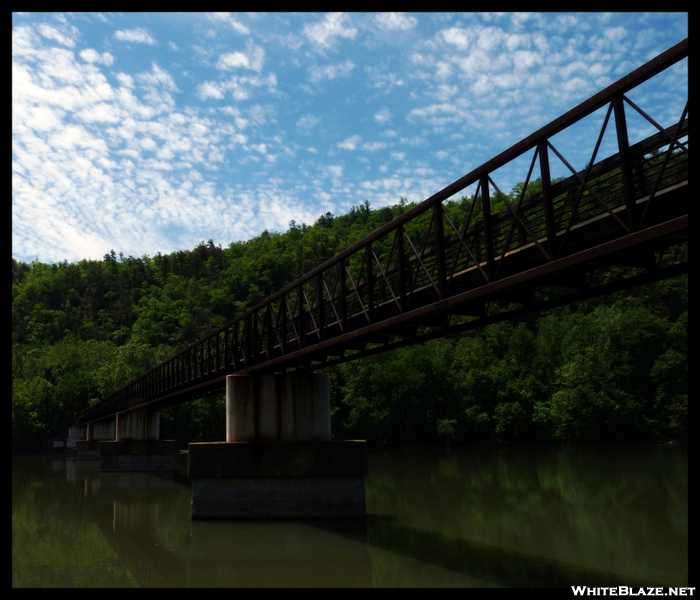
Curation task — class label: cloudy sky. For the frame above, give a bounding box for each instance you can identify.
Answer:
[12,12,688,265]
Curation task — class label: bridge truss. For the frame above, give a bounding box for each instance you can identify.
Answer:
[79,38,687,426]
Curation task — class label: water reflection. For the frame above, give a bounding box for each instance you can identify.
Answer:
[365,445,688,587]
[187,520,372,587]
[12,444,687,587]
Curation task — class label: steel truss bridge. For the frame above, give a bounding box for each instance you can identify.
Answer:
[79,39,688,427]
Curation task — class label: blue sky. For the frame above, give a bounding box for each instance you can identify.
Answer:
[12,12,688,265]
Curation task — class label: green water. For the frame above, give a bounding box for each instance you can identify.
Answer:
[12,444,687,587]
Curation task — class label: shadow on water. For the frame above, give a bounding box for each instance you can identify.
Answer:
[359,514,658,588]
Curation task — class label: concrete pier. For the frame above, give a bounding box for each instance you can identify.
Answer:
[189,372,367,520]
[226,373,331,443]
[75,419,115,459]
[100,410,176,472]
[74,410,176,471]
[66,426,81,451]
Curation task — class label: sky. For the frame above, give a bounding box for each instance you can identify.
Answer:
[12,12,688,265]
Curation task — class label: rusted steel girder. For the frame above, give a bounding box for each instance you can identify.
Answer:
[78,38,687,427]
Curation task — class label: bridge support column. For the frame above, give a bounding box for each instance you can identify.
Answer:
[66,426,82,452]
[226,372,331,443]
[99,410,176,472]
[75,419,115,459]
[189,372,367,520]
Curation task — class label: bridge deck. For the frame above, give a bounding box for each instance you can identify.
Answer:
[78,38,688,426]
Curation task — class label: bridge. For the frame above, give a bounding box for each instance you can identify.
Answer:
[74,39,688,519]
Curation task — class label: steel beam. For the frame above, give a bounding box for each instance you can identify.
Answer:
[77,39,688,426]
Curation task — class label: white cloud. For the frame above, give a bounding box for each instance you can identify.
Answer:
[557,15,578,30]
[476,26,505,51]
[207,12,250,35]
[512,50,541,70]
[375,13,418,31]
[304,13,357,48]
[588,63,606,77]
[297,114,320,131]
[114,27,156,45]
[37,23,76,47]
[12,25,250,262]
[78,103,120,124]
[532,33,549,54]
[435,62,453,80]
[363,142,387,152]
[506,33,530,52]
[12,23,37,58]
[559,60,587,79]
[367,69,404,91]
[511,13,532,28]
[248,104,272,125]
[12,12,688,264]
[605,26,628,43]
[561,76,589,95]
[441,27,470,50]
[309,59,355,81]
[79,48,115,66]
[197,81,224,100]
[337,135,360,150]
[13,103,64,132]
[408,103,458,120]
[218,51,249,70]
[116,73,135,89]
[136,64,179,92]
[374,109,391,124]
[217,43,265,72]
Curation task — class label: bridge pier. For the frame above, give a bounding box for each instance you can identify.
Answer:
[99,410,177,472]
[66,426,82,451]
[75,419,115,459]
[189,372,367,520]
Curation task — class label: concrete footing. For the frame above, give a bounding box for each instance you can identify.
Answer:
[99,440,177,472]
[190,372,367,520]
[189,440,367,519]
[75,439,101,460]
[75,410,176,471]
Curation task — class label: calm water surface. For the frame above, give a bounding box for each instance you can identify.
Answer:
[12,444,687,587]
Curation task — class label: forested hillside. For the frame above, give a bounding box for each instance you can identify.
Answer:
[12,191,687,452]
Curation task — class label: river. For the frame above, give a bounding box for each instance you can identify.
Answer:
[12,444,687,587]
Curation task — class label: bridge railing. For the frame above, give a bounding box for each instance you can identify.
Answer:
[78,38,687,425]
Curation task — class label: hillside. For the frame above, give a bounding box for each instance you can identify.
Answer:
[12,193,687,451]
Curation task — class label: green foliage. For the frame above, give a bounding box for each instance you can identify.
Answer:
[332,294,687,446]
[11,189,687,451]
[160,397,226,445]
[436,418,457,445]
[532,303,685,443]
[11,335,173,451]
[333,339,458,445]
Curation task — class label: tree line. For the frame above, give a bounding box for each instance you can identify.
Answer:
[12,187,687,451]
